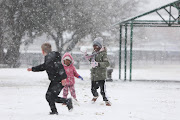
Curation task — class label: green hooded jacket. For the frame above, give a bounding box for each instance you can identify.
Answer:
[90,48,110,81]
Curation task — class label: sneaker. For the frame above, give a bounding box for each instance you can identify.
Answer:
[105,101,111,106]
[66,98,73,111]
[91,96,98,103]
[49,111,58,115]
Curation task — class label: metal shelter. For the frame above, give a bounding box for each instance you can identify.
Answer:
[114,0,180,81]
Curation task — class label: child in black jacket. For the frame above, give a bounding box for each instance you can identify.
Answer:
[27,43,73,115]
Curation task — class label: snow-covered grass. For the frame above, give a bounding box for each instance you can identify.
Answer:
[0,68,180,120]
[112,64,180,81]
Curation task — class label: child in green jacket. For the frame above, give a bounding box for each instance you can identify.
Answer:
[84,37,111,106]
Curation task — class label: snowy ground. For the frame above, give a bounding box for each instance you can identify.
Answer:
[113,64,180,81]
[0,68,180,120]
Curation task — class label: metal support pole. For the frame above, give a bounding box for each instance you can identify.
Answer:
[164,6,176,21]
[179,8,180,24]
[124,24,127,81]
[130,22,133,81]
[179,11,180,24]
[119,25,122,80]
[169,6,171,25]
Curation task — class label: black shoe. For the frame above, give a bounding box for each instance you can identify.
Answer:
[66,98,73,111]
[49,111,58,115]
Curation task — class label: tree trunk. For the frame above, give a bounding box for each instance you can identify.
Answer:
[0,22,4,64]
[0,37,4,64]
[55,39,60,52]
[59,35,63,55]
[65,35,80,53]
[54,29,63,55]
[4,35,22,68]
[65,31,87,53]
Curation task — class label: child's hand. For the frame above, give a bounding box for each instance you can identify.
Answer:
[83,51,87,56]
[61,79,66,86]
[91,60,98,68]
[81,51,93,60]
[84,54,90,60]
[78,76,83,80]
[84,54,93,60]
[27,68,32,71]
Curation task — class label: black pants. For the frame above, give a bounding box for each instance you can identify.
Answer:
[91,80,108,101]
[46,82,67,112]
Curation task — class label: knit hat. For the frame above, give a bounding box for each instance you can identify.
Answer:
[93,37,103,48]
[63,56,72,61]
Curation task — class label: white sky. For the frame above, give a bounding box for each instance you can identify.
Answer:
[142,0,177,11]
[129,0,179,23]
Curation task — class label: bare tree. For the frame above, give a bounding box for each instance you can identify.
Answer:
[0,0,144,67]
[83,0,144,43]
[43,0,142,54]
[43,0,92,55]
[0,0,53,67]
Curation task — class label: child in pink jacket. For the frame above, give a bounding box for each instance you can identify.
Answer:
[62,52,83,101]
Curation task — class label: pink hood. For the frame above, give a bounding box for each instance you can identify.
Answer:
[62,52,80,86]
[62,52,74,66]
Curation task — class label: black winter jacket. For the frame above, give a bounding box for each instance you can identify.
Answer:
[32,51,67,82]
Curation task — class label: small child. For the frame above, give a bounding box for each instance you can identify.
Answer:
[84,37,111,106]
[62,52,83,102]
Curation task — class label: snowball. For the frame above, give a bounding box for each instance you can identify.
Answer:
[80,47,87,53]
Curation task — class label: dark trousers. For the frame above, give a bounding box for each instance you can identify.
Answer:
[46,82,67,112]
[91,80,108,101]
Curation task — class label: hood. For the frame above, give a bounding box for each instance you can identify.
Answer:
[62,52,74,66]
[99,46,107,52]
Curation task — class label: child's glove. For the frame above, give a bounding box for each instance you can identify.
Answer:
[91,60,98,68]
[78,76,83,80]
[84,53,94,60]
[84,54,91,60]
[83,51,87,56]
[81,51,89,60]
[82,51,94,60]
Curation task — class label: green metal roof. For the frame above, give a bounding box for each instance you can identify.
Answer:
[113,0,180,27]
